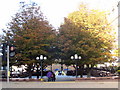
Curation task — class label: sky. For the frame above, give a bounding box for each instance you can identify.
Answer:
[0,0,119,35]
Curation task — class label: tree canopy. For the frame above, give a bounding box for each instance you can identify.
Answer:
[58,4,116,66]
[3,2,56,66]
[2,3,117,72]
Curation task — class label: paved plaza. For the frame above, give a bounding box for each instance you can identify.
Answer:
[1,80,118,88]
[1,75,119,89]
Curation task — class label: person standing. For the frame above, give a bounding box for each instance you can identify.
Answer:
[46,71,52,81]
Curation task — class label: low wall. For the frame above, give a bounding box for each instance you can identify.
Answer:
[75,76,119,81]
[0,78,45,82]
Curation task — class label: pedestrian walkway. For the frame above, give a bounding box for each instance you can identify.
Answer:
[2,81,118,88]
[6,75,76,81]
[1,75,119,82]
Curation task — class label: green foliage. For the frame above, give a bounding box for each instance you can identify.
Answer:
[118,66,120,70]
[3,2,56,66]
[117,70,120,74]
[58,3,116,66]
[2,3,117,71]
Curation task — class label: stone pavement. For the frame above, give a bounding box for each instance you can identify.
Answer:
[1,80,118,88]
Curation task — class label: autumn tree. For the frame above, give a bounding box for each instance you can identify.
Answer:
[59,4,116,77]
[3,2,56,78]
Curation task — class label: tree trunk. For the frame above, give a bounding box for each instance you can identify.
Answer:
[86,64,94,78]
[28,70,32,79]
[79,65,84,78]
[86,64,91,78]
[36,64,39,79]
[28,65,32,79]
[51,64,52,71]
[90,64,94,76]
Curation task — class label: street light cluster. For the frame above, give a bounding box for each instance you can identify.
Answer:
[71,54,81,60]
[36,55,47,79]
[71,54,81,78]
[36,55,47,60]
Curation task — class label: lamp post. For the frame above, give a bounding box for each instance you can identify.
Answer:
[5,40,10,83]
[71,54,81,78]
[36,55,47,79]
[7,44,10,83]
[59,59,63,73]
